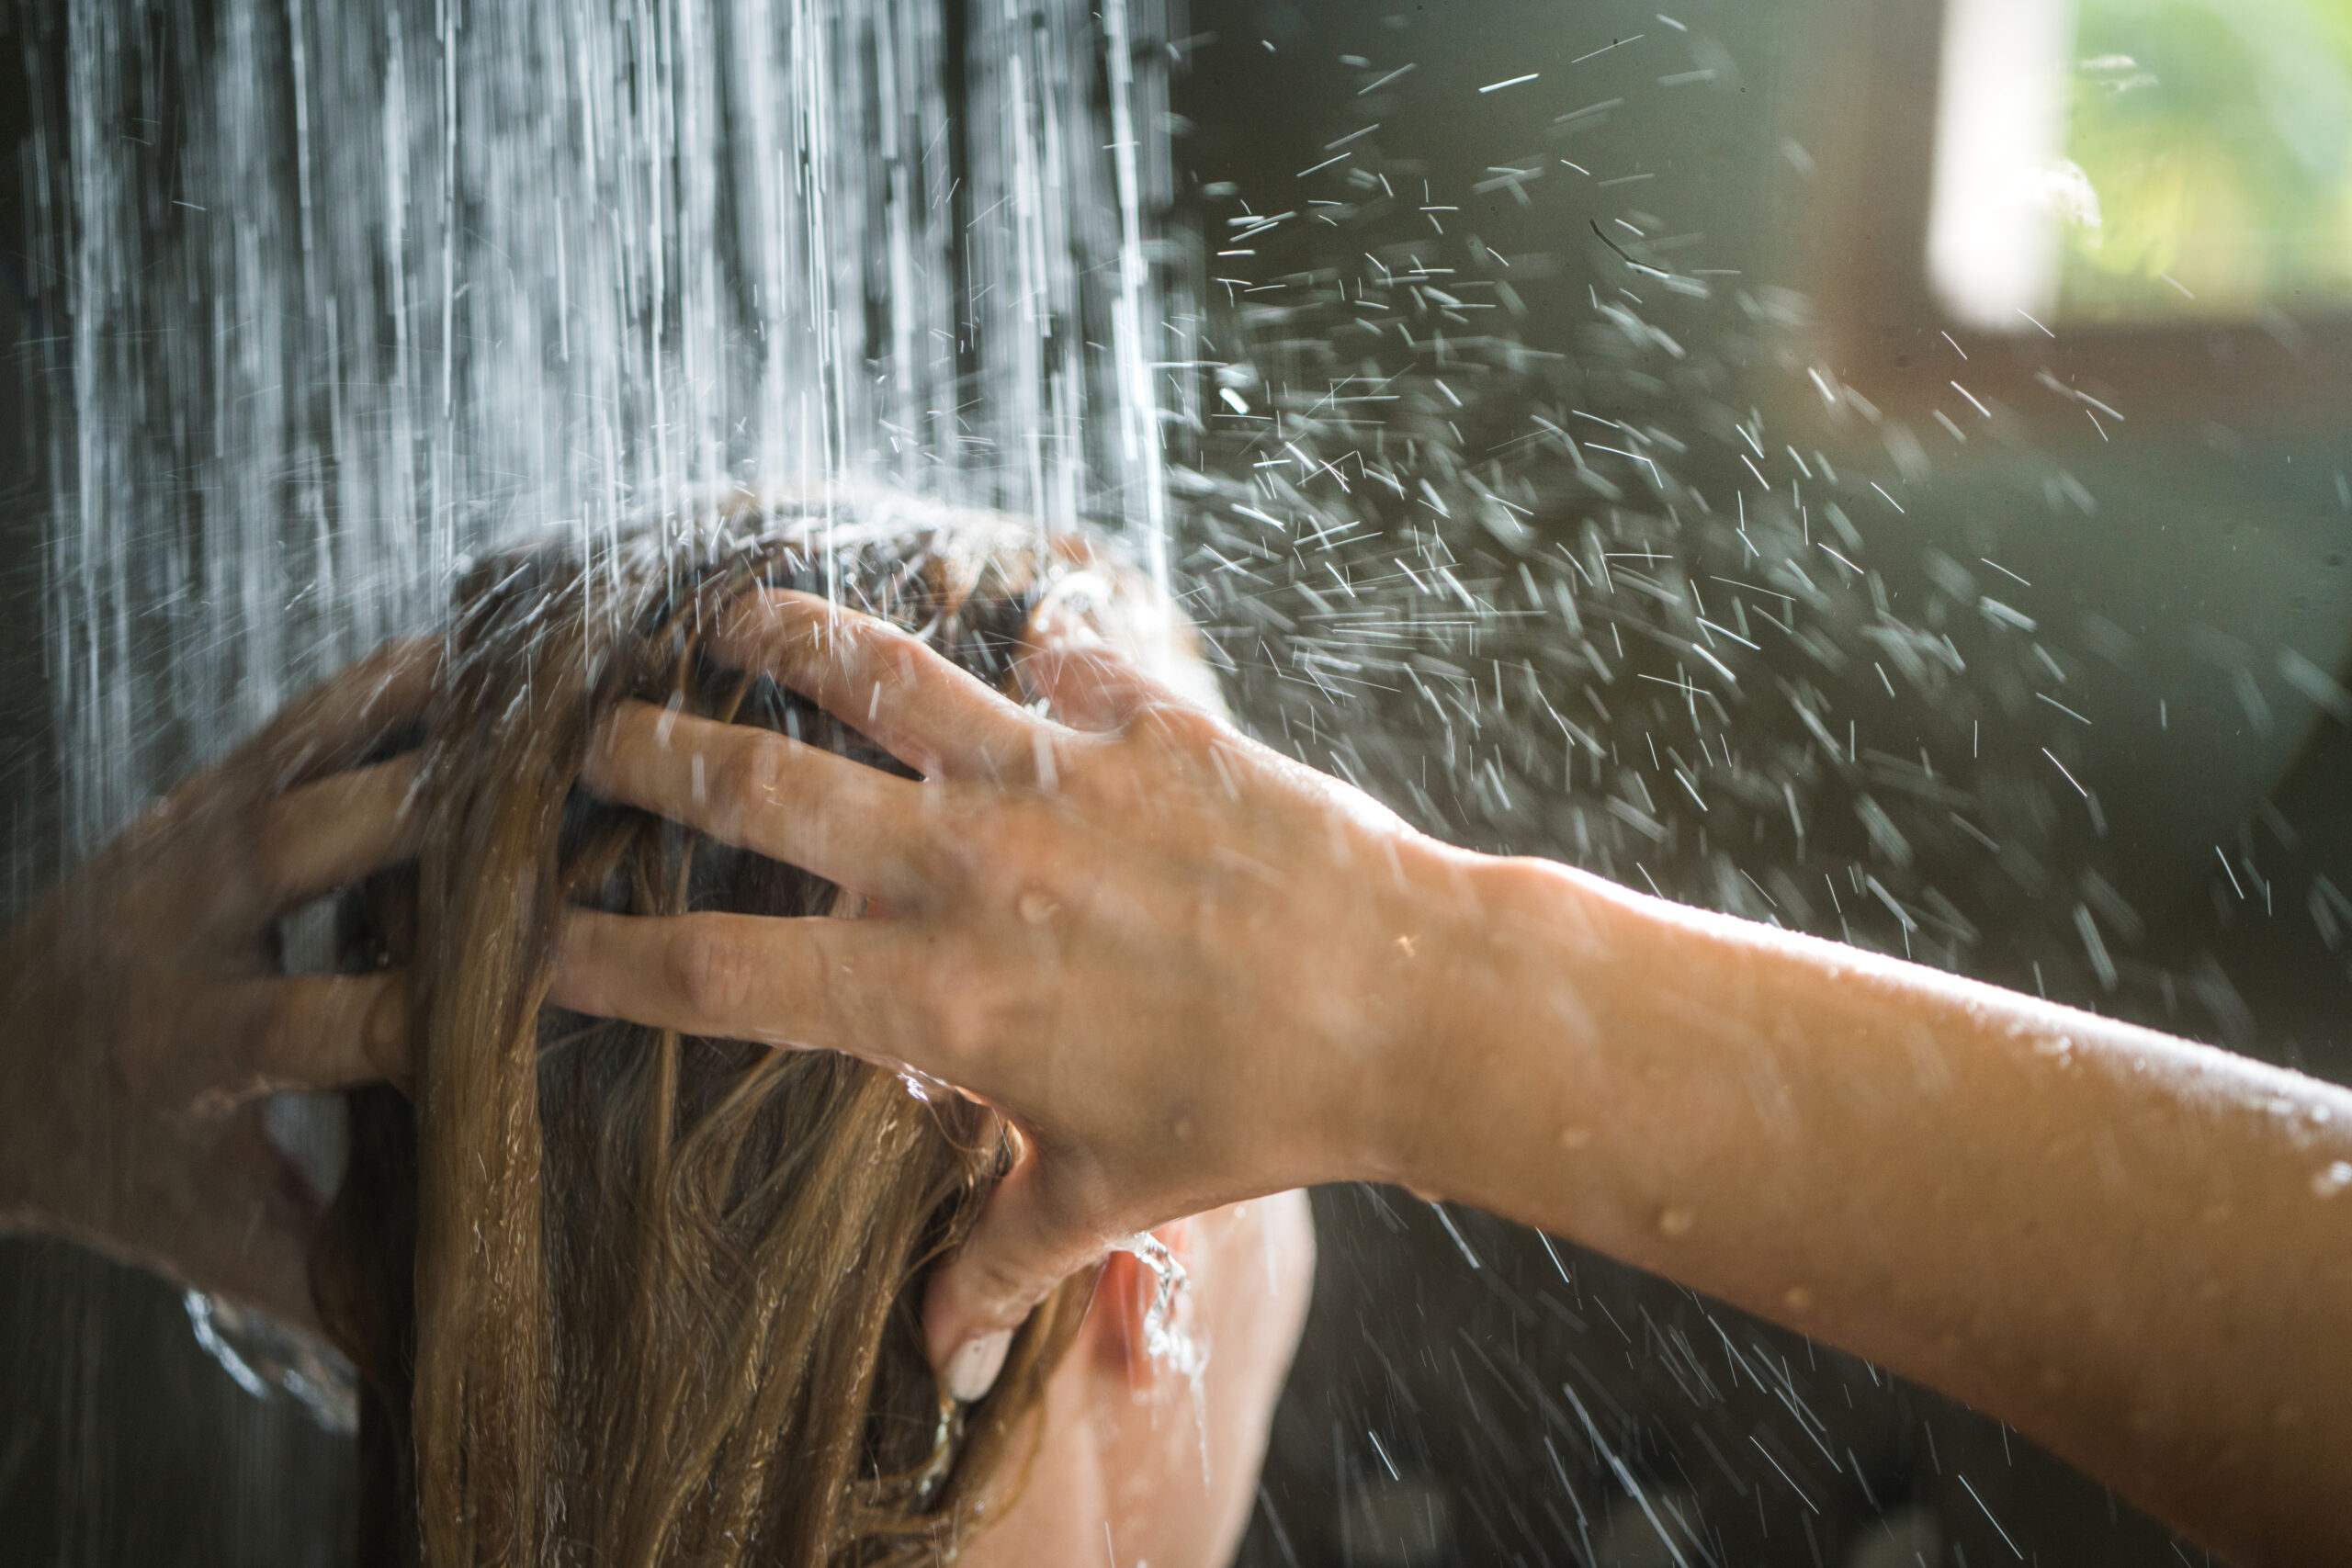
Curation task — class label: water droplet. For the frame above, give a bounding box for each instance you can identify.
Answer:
[1657,1205,1695,1238]
[1557,1124,1592,1151]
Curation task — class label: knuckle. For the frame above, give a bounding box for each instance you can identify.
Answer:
[979,807,1057,881]
[835,610,902,662]
[358,980,413,1082]
[251,983,332,1089]
[921,977,994,1064]
[914,951,1026,1064]
[256,987,305,1063]
[900,797,959,879]
[664,919,757,1021]
[921,795,997,884]
[709,733,791,826]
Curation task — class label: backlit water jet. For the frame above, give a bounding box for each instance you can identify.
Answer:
[40,0,1181,847]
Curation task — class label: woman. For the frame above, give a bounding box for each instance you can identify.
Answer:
[6,493,2351,1563]
[0,495,1312,1568]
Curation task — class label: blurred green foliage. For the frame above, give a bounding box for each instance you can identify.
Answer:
[2061,0,2352,320]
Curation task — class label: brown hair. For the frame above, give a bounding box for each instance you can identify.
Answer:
[311,500,1125,1568]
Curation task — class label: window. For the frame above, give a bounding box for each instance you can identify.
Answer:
[1809,0,2352,418]
[1930,0,2352,332]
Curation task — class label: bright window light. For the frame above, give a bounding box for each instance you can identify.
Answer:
[1927,0,2079,332]
[1928,0,2352,331]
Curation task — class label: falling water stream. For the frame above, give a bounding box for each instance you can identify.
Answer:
[41,0,1181,848]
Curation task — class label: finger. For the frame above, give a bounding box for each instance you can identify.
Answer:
[1017,638,1181,733]
[582,701,929,900]
[190,971,413,1101]
[922,1148,1111,1400]
[239,639,442,790]
[254,755,426,910]
[713,590,1046,781]
[549,908,916,1060]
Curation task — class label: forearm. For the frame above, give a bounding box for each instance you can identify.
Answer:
[1385,845,2352,1563]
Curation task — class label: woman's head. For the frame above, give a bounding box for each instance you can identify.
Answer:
[311,494,1310,1568]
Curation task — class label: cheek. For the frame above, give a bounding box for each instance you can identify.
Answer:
[1203,1191,1318,1375]
[1102,1192,1318,1568]
[1250,1190,1320,1325]
[962,1197,1319,1568]
[952,1387,1109,1568]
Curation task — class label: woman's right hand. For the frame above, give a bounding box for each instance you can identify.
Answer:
[551,590,1467,1396]
[0,641,436,1324]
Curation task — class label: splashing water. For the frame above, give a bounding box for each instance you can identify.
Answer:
[1112,1229,1212,1484]
[1114,1228,1200,1376]
[1131,14,2352,1562]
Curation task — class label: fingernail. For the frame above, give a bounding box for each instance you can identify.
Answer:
[1029,583,1108,648]
[944,1329,1012,1404]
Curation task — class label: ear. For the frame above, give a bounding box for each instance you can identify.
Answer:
[1083,1220,1195,1390]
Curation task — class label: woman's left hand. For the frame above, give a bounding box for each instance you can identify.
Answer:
[0,641,436,1325]
[552,590,1456,1398]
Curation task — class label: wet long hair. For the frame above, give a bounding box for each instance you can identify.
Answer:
[310,495,1182,1567]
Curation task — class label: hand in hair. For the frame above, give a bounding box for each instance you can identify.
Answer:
[0,639,435,1326]
[559,588,2352,1564]
[552,585,1435,1402]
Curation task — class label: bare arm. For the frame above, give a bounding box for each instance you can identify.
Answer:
[553,589,2352,1562]
[1401,852,2352,1563]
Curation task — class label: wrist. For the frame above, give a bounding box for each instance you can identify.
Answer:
[1354,847,1638,1206]
[1346,834,1524,1196]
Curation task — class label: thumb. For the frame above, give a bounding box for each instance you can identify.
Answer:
[1019,585,1182,734]
[923,1148,1106,1402]
[1019,639,1175,733]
